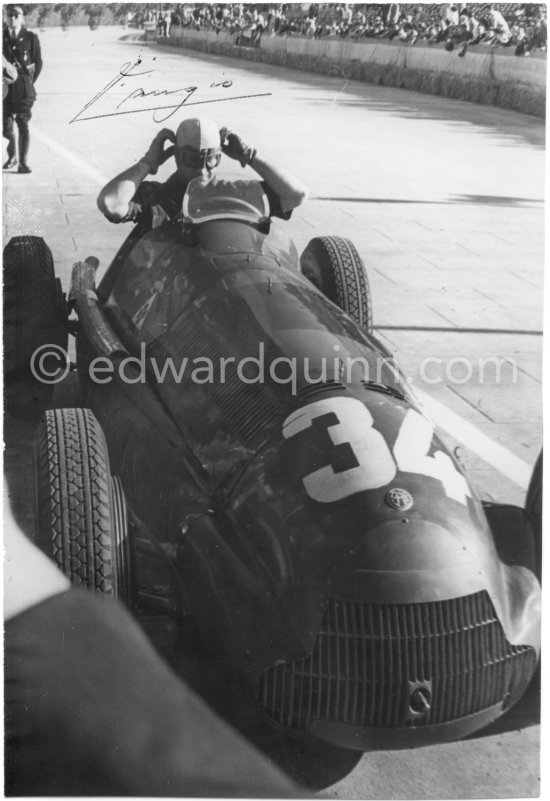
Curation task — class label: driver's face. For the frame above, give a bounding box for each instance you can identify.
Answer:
[175,146,221,183]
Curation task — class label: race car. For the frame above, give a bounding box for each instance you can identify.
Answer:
[4,174,542,785]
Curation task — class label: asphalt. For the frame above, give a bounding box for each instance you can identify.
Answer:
[2,24,544,799]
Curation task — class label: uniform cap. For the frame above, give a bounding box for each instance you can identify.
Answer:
[176,118,220,152]
[6,5,25,15]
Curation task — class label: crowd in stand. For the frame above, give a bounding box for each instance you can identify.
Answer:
[148,3,546,56]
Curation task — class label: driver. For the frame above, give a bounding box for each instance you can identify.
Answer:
[97,116,308,230]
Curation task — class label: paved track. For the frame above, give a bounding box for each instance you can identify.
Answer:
[3,25,543,798]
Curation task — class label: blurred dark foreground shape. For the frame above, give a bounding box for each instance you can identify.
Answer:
[3,509,304,798]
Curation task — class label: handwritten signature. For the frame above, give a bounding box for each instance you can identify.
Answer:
[70,57,271,124]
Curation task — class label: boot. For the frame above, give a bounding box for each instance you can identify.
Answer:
[3,133,17,169]
[17,131,31,173]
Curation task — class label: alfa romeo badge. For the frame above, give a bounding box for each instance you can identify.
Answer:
[386,487,414,511]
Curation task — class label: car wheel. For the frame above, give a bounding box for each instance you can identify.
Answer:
[300,236,373,333]
[525,451,542,581]
[34,408,132,605]
[3,236,68,415]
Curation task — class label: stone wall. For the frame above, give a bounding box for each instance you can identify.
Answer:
[163,28,546,118]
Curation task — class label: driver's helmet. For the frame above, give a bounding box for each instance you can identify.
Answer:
[176,117,222,171]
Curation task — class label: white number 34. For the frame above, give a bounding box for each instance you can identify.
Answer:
[282,397,471,506]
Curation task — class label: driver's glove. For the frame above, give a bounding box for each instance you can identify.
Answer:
[220,127,257,168]
[141,129,176,175]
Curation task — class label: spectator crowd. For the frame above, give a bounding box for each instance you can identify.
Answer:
[141,3,546,56]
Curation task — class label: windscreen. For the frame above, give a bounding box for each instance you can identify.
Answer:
[182,174,270,224]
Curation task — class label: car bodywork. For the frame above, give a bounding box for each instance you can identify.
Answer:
[69,174,540,752]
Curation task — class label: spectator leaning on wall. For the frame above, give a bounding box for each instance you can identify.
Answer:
[157,3,546,54]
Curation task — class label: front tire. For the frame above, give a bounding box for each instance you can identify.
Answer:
[300,236,373,333]
[34,408,132,604]
[525,451,542,581]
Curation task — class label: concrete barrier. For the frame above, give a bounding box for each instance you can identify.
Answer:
[163,27,545,118]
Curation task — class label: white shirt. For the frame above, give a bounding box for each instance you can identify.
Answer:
[4,484,70,621]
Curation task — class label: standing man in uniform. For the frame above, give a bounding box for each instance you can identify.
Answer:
[3,5,42,174]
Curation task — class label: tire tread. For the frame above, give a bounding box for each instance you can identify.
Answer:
[301,236,373,333]
[35,408,116,594]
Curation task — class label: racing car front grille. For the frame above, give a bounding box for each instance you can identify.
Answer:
[256,592,537,732]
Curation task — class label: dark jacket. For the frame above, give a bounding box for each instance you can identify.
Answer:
[2,26,42,104]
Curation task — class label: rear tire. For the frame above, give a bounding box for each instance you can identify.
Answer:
[300,236,373,333]
[34,408,132,604]
[525,451,542,581]
[3,236,68,415]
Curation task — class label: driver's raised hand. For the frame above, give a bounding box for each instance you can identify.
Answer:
[141,129,176,175]
[219,127,257,168]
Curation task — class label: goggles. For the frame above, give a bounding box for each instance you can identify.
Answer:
[180,147,222,170]
[7,12,22,17]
